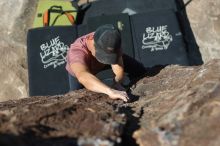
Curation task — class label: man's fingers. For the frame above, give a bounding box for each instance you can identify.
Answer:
[120,91,129,102]
[116,93,127,102]
[121,91,128,96]
[123,92,129,100]
[121,96,128,102]
[109,89,129,102]
[121,94,129,102]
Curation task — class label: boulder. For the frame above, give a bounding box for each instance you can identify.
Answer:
[0,59,220,146]
[0,90,126,146]
[0,0,37,44]
[0,0,38,101]
[186,0,220,62]
[132,59,220,146]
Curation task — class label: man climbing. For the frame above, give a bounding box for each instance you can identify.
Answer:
[66,24,145,102]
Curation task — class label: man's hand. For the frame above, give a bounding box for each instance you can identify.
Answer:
[107,89,129,102]
[71,63,129,102]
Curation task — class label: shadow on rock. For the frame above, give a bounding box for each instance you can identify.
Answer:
[116,100,144,146]
[0,133,77,146]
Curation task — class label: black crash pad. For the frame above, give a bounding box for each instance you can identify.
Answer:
[27,26,77,96]
[130,9,189,67]
[81,0,177,24]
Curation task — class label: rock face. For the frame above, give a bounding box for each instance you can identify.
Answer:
[132,59,220,146]
[0,59,220,146]
[0,0,38,101]
[0,90,126,146]
[0,0,37,44]
[186,0,220,62]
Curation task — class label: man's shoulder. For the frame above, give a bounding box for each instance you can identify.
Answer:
[71,32,93,49]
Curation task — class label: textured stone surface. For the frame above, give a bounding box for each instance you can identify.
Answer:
[0,0,38,101]
[0,59,220,146]
[186,0,220,62]
[0,40,28,101]
[0,0,37,44]
[0,90,126,146]
[132,59,220,146]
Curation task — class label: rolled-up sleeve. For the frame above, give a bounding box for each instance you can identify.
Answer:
[67,48,87,65]
[66,41,88,76]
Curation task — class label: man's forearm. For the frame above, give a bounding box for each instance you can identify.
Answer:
[78,72,129,101]
[112,56,124,83]
[78,71,113,95]
[112,65,124,83]
[114,72,124,83]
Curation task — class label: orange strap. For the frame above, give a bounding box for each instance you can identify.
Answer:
[43,10,50,27]
[64,12,75,25]
[43,6,75,26]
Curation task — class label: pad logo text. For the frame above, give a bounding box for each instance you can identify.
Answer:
[40,36,68,69]
[142,25,173,52]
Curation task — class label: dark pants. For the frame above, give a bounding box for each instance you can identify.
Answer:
[68,74,83,91]
[68,54,146,91]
